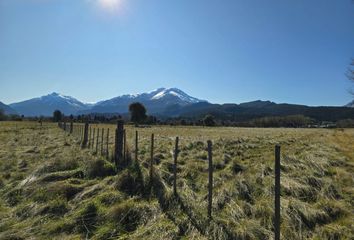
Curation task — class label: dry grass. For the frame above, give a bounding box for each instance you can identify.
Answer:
[0,121,353,239]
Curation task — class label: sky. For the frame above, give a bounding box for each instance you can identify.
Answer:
[0,0,354,106]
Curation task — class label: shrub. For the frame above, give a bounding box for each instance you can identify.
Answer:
[203,114,216,126]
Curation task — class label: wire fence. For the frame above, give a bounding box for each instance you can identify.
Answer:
[58,120,282,239]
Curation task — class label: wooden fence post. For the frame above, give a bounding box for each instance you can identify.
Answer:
[123,130,127,164]
[96,128,100,154]
[82,122,89,148]
[101,128,104,155]
[92,128,96,149]
[173,136,179,196]
[135,131,138,162]
[79,125,81,141]
[150,133,154,186]
[82,125,84,139]
[207,140,213,220]
[88,127,92,147]
[275,145,281,240]
[70,121,73,134]
[64,121,67,132]
[114,120,124,169]
[106,128,110,160]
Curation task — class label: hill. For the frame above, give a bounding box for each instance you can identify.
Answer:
[0,101,17,115]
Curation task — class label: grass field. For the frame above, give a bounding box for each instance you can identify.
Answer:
[0,121,353,239]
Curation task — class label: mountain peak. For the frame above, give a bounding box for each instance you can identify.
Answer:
[8,87,206,116]
[10,92,89,116]
[239,100,275,108]
[46,92,69,98]
[86,87,206,114]
[150,87,204,103]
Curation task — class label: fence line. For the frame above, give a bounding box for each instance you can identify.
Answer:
[57,121,282,238]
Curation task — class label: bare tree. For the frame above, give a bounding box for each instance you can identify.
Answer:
[348,59,354,81]
[348,59,354,95]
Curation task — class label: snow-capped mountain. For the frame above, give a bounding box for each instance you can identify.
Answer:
[10,92,90,116]
[150,88,201,103]
[88,88,206,114]
[7,88,206,116]
[4,89,354,121]
[346,100,354,108]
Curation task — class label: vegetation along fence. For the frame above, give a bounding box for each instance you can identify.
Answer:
[58,121,282,240]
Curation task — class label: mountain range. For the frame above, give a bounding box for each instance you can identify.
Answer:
[4,88,205,117]
[1,88,354,122]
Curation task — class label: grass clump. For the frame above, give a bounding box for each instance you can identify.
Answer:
[108,199,157,234]
[314,223,351,240]
[75,202,99,235]
[84,159,115,179]
[39,198,69,216]
[114,162,144,196]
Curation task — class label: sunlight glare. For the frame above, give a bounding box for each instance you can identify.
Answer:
[98,0,124,13]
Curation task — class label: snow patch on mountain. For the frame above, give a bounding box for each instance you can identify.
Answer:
[150,88,202,103]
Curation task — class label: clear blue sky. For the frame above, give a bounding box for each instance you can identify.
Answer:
[1,0,354,106]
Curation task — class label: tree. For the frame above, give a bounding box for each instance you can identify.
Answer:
[348,59,354,95]
[0,109,6,121]
[203,114,216,126]
[53,110,62,122]
[129,102,147,124]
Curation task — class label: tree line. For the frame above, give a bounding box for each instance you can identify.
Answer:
[1,102,353,128]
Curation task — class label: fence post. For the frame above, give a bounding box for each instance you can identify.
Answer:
[150,133,154,186]
[101,128,104,155]
[207,140,213,220]
[79,125,81,137]
[123,130,127,164]
[173,136,179,196]
[64,121,67,132]
[88,127,92,147]
[275,145,281,240]
[82,122,89,148]
[135,131,138,162]
[70,121,73,134]
[92,128,96,149]
[114,120,124,169]
[96,128,100,154]
[106,128,110,160]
